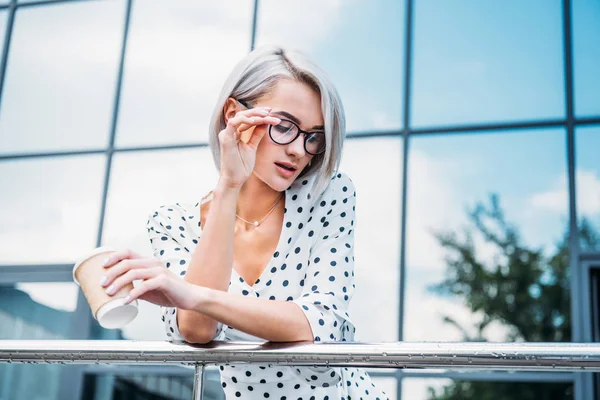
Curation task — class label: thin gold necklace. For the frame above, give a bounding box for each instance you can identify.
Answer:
[236,193,284,227]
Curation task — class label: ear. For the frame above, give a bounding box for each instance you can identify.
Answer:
[223,97,241,125]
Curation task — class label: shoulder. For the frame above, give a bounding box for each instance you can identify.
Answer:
[322,171,356,199]
[147,202,200,229]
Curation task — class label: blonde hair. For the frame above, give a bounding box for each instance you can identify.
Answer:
[208,45,346,199]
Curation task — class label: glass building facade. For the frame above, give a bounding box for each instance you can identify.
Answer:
[0,0,599,399]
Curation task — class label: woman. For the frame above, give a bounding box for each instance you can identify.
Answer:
[100,46,388,399]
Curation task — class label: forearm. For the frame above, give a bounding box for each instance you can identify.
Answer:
[178,183,239,340]
[193,286,314,342]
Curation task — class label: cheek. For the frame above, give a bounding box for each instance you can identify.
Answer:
[255,127,275,160]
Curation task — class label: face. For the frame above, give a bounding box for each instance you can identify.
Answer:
[248,80,324,191]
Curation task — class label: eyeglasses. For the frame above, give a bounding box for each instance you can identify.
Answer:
[237,99,326,155]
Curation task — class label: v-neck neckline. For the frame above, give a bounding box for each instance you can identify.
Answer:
[198,188,289,290]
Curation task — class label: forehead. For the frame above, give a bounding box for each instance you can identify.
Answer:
[261,80,324,128]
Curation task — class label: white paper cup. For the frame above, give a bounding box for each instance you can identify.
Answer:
[73,246,138,329]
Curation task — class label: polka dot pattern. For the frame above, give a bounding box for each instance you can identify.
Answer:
[146,172,388,399]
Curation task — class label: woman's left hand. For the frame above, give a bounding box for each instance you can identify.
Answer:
[100,248,202,310]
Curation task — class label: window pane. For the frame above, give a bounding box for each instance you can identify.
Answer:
[0,11,7,53]
[0,155,105,264]
[115,1,253,147]
[411,0,564,127]
[402,378,573,400]
[340,138,402,341]
[573,0,600,117]
[576,126,600,251]
[0,1,125,155]
[404,130,569,342]
[256,0,404,133]
[82,369,224,400]
[0,283,78,400]
[100,147,218,340]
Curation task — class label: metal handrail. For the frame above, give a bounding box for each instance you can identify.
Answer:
[2,340,600,399]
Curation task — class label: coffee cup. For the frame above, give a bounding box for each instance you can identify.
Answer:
[73,246,138,329]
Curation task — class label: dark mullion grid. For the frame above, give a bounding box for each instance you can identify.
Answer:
[0,0,597,397]
[397,0,414,397]
[563,0,592,398]
[250,0,259,51]
[3,115,600,162]
[10,0,94,9]
[0,0,16,106]
[58,1,133,399]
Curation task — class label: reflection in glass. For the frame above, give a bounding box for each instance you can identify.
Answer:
[101,147,218,340]
[340,138,402,341]
[572,0,600,117]
[0,1,125,154]
[256,0,404,132]
[115,1,253,147]
[0,155,105,264]
[0,283,78,400]
[411,0,564,127]
[404,130,569,343]
[402,377,572,400]
[575,127,600,251]
[82,370,225,400]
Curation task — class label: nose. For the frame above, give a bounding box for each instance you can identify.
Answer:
[285,133,307,159]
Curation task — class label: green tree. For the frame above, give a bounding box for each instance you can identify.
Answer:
[426,194,599,400]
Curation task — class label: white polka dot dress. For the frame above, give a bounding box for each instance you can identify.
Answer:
[146,171,389,399]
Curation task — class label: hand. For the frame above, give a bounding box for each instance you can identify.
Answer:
[100,248,202,310]
[218,106,281,189]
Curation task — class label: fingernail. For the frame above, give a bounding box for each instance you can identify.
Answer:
[258,109,269,115]
[124,295,131,304]
[102,257,110,267]
[105,285,115,295]
[100,276,107,286]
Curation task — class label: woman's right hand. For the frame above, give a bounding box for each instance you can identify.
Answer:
[217,106,281,189]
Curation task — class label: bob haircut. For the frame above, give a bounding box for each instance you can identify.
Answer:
[208,45,346,200]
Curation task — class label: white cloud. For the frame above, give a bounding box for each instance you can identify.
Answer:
[16,282,79,313]
[256,0,346,50]
[531,169,600,215]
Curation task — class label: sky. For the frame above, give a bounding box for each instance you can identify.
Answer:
[0,0,599,398]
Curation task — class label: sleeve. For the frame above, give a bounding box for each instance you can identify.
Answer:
[146,205,224,342]
[291,173,358,387]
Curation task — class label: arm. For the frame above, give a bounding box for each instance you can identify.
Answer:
[146,184,241,343]
[192,288,313,342]
[177,183,241,343]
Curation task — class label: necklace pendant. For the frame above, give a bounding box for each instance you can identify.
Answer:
[253,221,259,227]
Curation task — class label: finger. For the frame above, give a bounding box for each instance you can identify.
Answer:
[124,276,163,304]
[247,124,268,147]
[105,267,161,296]
[237,107,272,118]
[102,248,140,268]
[228,115,257,132]
[101,258,156,287]
[230,115,281,131]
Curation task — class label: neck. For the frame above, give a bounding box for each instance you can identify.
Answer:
[236,174,283,224]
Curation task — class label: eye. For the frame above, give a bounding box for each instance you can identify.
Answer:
[306,133,323,143]
[273,120,295,134]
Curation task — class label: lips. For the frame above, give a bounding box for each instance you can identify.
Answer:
[275,162,297,171]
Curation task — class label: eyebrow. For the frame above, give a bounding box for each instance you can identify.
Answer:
[272,110,324,131]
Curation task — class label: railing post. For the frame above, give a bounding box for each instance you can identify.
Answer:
[192,364,205,400]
